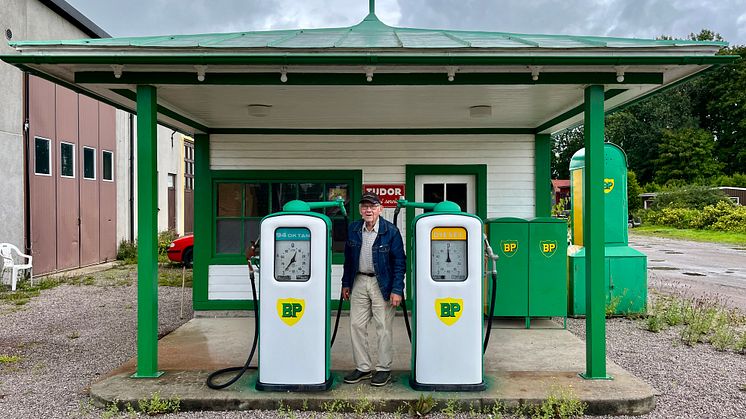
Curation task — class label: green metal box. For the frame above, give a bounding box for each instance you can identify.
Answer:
[568,246,647,316]
[528,217,568,317]
[486,217,529,317]
[486,217,568,321]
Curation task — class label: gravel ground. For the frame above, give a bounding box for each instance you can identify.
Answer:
[0,264,744,418]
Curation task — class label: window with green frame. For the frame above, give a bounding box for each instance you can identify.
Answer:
[215,181,352,256]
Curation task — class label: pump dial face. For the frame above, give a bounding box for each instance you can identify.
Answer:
[274,228,311,281]
[430,227,468,281]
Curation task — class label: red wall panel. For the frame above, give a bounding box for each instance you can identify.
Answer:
[98,103,117,261]
[29,76,57,274]
[78,95,100,265]
[55,85,80,270]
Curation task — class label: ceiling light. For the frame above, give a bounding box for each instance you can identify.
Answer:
[248,104,272,117]
[280,67,288,83]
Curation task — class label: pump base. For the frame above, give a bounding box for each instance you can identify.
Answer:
[256,377,333,392]
[409,378,485,392]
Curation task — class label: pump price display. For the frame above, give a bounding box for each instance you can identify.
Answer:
[430,227,467,281]
[274,228,311,281]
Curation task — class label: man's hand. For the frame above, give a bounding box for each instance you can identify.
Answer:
[390,293,402,307]
[342,287,351,300]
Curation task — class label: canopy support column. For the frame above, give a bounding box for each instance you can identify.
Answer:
[534,133,552,217]
[581,85,610,380]
[132,85,163,378]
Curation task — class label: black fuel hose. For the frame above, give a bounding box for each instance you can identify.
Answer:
[483,269,497,354]
[206,251,259,389]
[330,212,349,346]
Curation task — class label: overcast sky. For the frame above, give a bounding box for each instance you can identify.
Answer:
[66,0,746,45]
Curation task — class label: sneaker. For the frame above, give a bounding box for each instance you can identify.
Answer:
[344,369,373,384]
[371,370,391,386]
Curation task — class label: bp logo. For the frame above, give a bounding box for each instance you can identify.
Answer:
[435,298,463,326]
[277,298,305,326]
[604,178,615,193]
[540,240,558,257]
[500,240,519,257]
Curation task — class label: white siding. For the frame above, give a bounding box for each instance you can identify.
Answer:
[207,134,535,300]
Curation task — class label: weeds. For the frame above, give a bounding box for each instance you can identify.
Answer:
[530,385,587,419]
[441,399,460,419]
[483,400,504,418]
[101,401,120,419]
[408,394,436,418]
[137,391,180,415]
[0,354,21,364]
[321,399,347,418]
[117,239,138,264]
[351,387,376,416]
[605,294,622,317]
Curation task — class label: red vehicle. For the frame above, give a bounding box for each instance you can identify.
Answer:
[167,234,194,267]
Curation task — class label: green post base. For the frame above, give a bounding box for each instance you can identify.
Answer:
[131,371,165,379]
[579,373,613,380]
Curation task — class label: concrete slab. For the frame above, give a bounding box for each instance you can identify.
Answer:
[90,316,655,415]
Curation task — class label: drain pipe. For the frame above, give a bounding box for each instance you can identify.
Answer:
[22,72,31,255]
[129,113,135,241]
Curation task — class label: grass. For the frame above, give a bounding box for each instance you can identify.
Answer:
[631,225,746,246]
[643,292,746,352]
[0,354,21,364]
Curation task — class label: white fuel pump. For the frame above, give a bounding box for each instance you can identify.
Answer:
[402,200,486,391]
[255,199,345,391]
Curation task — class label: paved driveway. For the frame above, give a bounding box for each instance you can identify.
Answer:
[630,233,746,310]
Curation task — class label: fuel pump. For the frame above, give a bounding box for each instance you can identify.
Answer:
[396,199,496,391]
[206,198,346,392]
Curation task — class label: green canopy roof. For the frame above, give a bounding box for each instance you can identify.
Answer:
[10,12,726,51]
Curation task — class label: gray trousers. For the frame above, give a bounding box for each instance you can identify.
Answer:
[350,274,396,372]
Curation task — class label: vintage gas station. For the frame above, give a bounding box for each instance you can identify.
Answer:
[2,0,735,414]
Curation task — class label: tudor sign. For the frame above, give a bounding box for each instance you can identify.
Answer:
[363,184,405,208]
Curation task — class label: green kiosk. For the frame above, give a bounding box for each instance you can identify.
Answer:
[568,143,647,316]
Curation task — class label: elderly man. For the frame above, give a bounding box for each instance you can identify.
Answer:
[341,191,406,386]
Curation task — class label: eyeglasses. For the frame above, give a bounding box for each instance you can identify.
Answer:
[360,204,379,210]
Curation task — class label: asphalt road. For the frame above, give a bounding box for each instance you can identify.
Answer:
[629,232,746,311]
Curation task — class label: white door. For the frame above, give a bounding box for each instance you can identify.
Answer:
[415,175,476,214]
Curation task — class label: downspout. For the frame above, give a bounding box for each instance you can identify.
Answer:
[129,113,135,241]
[22,72,31,255]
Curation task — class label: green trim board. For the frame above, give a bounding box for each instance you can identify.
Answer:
[194,169,362,311]
[76,71,664,86]
[2,54,737,66]
[209,128,535,135]
[404,164,488,299]
[534,134,552,217]
[111,89,208,133]
[133,85,162,378]
[583,85,609,380]
[534,89,626,133]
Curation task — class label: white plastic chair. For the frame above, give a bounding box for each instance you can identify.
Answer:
[0,243,33,292]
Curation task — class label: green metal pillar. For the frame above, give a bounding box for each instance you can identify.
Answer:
[193,133,210,310]
[534,133,552,217]
[581,85,610,380]
[133,85,163,378]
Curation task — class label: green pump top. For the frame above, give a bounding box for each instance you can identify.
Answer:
[395,199,462,213]
[282,197,347,217]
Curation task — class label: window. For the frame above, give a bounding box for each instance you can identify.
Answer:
[184,141,194,190]
[34,137,51,176]
[167,173,176,188]
[102,150,114,181]
[215,180,351,255]
[83,147,96,180]
[60,142,75,178]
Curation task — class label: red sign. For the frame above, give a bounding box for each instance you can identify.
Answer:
[363,184,406,208]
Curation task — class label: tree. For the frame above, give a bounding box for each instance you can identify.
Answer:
[551,126,584,179]
[627,170,643,213]
[654,128,723,184]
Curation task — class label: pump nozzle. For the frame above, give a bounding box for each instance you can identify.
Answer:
[303,197,347,216]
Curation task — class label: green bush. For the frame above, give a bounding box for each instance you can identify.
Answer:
[650,186,731,210]
[711,206,746,233]
[117,239,137,264]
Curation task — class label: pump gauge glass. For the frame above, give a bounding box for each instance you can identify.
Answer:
[274,227,311,281]
[430,227,468,281]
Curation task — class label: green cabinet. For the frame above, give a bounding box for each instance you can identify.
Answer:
[528,218,568,318]
[487,217,529,317]
[486,217,568,322]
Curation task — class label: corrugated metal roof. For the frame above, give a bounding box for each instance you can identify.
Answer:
[10,13,726,50]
